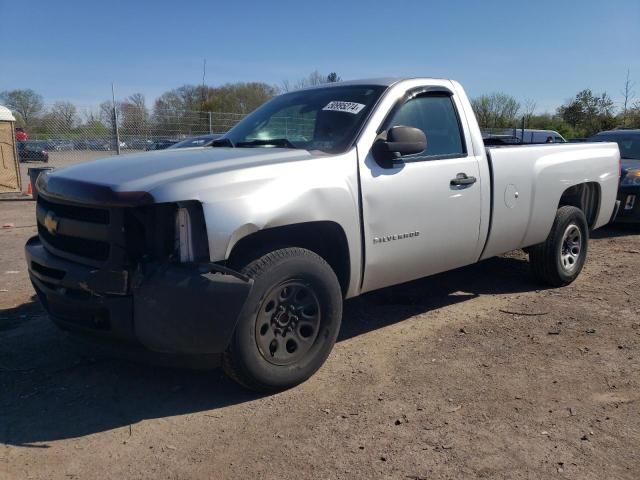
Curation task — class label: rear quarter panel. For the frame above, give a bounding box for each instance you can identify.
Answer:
[480,142,619,260]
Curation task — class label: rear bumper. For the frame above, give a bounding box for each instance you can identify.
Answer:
[25,236,252,354]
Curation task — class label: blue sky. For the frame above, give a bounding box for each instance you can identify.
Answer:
[1,0,638,113]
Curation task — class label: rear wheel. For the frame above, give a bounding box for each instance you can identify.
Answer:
[529,206,589,287]
[223,247,342,392]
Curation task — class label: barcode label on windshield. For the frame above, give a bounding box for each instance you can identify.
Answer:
[323,101,365,114]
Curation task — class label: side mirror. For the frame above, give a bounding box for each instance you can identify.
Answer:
[373,126,426,167]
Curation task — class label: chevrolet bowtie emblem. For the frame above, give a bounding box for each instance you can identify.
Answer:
[43,211,59,235]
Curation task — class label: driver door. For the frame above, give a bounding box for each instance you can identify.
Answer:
[359,90,482,293]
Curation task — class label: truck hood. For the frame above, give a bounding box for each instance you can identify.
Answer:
[38,147,315,206]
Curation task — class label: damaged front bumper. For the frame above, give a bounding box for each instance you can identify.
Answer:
[25,236,252,354]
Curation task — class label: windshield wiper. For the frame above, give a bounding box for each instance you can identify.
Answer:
[235,138,297,149]
[211,138,235,148]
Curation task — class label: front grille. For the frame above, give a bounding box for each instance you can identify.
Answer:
[38,195,110,224]
[38,223,110,261]
[37,195,114,266]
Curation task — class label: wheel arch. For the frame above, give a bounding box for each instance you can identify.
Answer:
[226,221,351,297]
[557,181,601,229]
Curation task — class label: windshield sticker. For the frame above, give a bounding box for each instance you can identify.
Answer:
[322,101,366,114]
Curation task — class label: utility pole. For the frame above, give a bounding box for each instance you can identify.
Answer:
[112,83,121,155]
[621,68,635,127]
[202,58,209,133]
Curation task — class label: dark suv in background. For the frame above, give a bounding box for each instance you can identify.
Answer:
[17,141,49,162]
[590,129,640,223]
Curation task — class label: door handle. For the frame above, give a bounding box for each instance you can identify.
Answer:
[450,173,477,186]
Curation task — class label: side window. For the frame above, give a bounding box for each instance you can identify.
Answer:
[387,94,465,159]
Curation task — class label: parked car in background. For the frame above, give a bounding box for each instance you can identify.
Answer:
[73,139,90,150]
[168,134,222,149]
[482,134,521,146]
[125,138,153,150]
[17,141,49,162]
[86,139,112,151]
[15,127,29,141]
[516,129,566,144]
[482,128,566,145]
[145,139,178,151]
[48,139,74,151]
[590,129,640,223]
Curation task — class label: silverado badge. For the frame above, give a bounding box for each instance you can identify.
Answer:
[373,231,420,244]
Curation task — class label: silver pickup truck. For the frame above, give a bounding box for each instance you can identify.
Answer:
[26,78,620,391]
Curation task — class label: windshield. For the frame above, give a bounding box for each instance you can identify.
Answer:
[590,134,640,160]
[221,85,387,154]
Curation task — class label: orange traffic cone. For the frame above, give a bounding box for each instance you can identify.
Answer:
[27,181,33,196]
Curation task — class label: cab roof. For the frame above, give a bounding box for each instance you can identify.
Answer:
[294,77,449,91]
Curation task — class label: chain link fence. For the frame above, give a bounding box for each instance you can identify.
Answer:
[15,105,248,192]
[15,102,341,193]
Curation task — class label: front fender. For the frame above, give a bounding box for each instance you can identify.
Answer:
[201,150,363,297]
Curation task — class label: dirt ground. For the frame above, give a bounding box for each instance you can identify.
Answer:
[1,199,639,480]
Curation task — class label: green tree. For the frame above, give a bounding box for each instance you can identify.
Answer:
[557,89,616,137]
[0,89,44,126]
[151,83,278,135]
[154,85,203,115]
[621,69,635,127]
[152,85,207,135]
[528,113,578,139]
[78,118,109,138]
[99,100,120,134]
[204,82,277,114]
[471,93,520,128]
[281,71,342,92]
[628,102,640,128]
[48,101,78,130]
[120,93,149,137]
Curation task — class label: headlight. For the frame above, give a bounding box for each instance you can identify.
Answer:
[621,170,640,187]
[175,207,195,262]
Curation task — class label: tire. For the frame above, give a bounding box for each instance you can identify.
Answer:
[223,247,342,392]
[529,206,589,287]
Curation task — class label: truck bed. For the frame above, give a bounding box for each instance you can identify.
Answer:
[480,142,620,260]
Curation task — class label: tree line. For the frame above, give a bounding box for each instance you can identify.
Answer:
[471,71,639,138]
[1,70,638,140]
[0,71,342,138]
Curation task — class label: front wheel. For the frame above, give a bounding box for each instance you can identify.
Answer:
[223,247,343,392]
[529,206,589,287]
